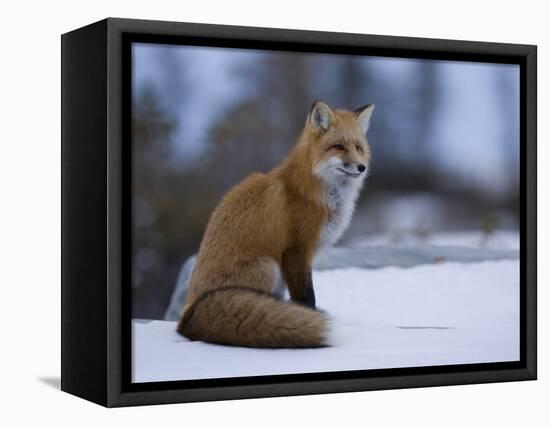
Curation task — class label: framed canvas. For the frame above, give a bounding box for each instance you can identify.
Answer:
[61,18,537,407]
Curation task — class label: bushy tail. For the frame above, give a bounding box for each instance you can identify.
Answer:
[177,287,328,348]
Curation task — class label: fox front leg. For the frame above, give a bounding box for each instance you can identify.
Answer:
[281,248,316,310]
[303,270,316,308]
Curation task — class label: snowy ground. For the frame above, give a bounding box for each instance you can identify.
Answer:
[132,259,519,383]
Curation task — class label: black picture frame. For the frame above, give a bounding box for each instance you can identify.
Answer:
[61,17,537,407]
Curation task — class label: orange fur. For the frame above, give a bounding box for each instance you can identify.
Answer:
[178,101,373,347]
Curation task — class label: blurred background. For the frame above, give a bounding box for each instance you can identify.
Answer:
[132,43,520,319]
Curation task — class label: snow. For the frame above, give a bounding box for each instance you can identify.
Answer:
[133,260,519,383]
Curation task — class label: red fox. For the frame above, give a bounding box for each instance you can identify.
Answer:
[177,101,374,347]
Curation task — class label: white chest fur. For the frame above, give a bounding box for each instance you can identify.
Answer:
[319,178,362,247]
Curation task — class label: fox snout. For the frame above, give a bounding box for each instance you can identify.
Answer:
[335,161,367,179]
[342,162,366,173]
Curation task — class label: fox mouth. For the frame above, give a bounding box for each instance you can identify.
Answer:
[337,168,362,178]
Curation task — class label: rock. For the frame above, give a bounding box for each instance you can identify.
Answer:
[313,245,518,270]
[163,255,196,321]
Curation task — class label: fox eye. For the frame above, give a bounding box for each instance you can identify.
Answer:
[356,144,363,153]
[332,144,345,151]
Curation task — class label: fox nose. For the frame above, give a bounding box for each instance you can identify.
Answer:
[357,164,366,173]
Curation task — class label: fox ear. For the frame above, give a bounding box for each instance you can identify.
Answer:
[309,100,333,131]
[354,104,375,134]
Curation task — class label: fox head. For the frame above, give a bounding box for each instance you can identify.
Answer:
[305,100,374,185]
